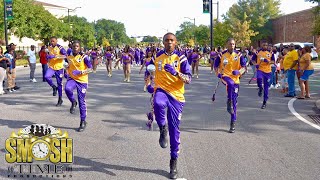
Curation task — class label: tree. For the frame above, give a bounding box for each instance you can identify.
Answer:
[223,0,280,41]
[213,20,232,48]
[95,19,132,46]
[176,21,195,45]
[101,37,110,47]
[141,36,159,43]
[61,16,95,48]
[0,0,66,44]
[305,0,320,35]
[194,25,210,46]
[230,13,258,47]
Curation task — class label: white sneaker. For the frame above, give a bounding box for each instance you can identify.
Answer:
[30,79,33,82]
[196,75,199,79]
[32,78,37,83]
[11,88,16,92]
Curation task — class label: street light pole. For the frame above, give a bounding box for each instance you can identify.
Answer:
[3,0,8,46]
[210,1,219,50]
[184,17,196,45]
[67,7,81,42]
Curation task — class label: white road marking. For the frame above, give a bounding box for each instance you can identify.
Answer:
[288,97,320,130]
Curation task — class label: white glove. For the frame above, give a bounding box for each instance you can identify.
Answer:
[63,61,69,68]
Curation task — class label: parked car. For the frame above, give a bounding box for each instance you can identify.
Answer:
[273,42,318,60]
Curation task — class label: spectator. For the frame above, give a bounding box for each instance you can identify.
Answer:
[283,43,299,97]
[27,45,37,83]
[39,46,48,82]
[5,43,25,90]
[0,46,8,94]
[5,48,15,92]
[297,46,314,99]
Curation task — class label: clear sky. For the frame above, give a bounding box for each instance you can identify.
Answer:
[39,0,317,38]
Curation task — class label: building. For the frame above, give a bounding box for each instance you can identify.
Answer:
[271,8,319,48]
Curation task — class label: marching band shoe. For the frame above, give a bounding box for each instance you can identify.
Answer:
[56,97,63,107]
[261,101,267,109]
[70,101,77,114]
[258,87,263,97]
[52,85,57,96]
[78,121,87,132]
[159,125,168,148]
[169,158,178,179]
[229,122,236,133]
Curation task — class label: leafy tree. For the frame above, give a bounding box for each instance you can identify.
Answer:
[101,37,110,47]
[176,21,195,45]
[305,0,320,35]
[213,20,232,48]
[0,0,66,44]
[230,13,258,47]
[223,0,280,41]
[194,25,210,46]
[61,16,95,48]
[141,36,159,43]
[95,19,131,46]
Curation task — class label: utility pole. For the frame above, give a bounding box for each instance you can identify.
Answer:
[210,0,213,50]
[67,7,81,42]
[184,17,196,45]
[3,0,8,46]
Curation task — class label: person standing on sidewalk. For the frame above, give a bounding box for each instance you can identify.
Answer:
[5,43,25,90]
[45,36,67,106]
[5,49,15,92]
[27,45,37,83]
[39,46,48,82]
[0,46,8,94]
[283,43,299,97]
[147,33,191,179]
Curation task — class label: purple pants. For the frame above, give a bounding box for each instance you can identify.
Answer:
[153,88,184,159]
[45,68,64,98]
[257,70,271,102]
[65,78,88,121]
[222,76,239,122]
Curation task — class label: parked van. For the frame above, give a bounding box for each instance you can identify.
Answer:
[273,42,318,60]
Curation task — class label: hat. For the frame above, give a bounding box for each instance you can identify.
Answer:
[9,43,16,46]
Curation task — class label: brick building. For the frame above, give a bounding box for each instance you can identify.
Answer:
[271,8,319,48]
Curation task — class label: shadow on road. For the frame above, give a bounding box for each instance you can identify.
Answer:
[72,156,168,178]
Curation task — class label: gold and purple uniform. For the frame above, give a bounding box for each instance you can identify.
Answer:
[252,50,275,101]
[45,44,67,98]
[65,52,92,122]
[214,50,246,122]
[153,50,191,159]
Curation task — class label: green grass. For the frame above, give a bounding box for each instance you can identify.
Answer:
[15,58,40,66]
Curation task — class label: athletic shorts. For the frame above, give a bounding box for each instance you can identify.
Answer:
[300,70,314,81]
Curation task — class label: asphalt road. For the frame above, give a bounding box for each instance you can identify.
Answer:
[0,64,319,180]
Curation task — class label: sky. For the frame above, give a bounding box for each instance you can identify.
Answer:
[39,0,318,38]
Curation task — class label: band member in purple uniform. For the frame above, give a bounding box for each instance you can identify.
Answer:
[214,38,246,133]
[139,51,154,92]
[121,45,134,82]
[148,33,191,179]
[45,36,67,106]
[65,40,93,132]
[104,46,114,77]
